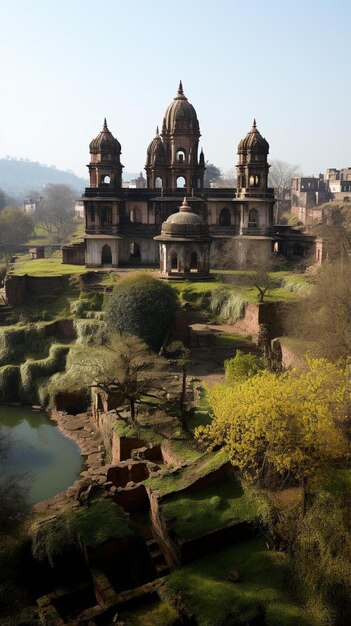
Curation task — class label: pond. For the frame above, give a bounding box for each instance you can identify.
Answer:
[0,405,82,505]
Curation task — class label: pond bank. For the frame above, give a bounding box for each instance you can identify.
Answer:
[33,409,107,514]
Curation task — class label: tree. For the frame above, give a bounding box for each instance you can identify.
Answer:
[269,160,300,224]
[196,358,350,507]
[0,206,33,260]
[166,340,191,425]
[0,188,7,211]
[204,162,222,187]
[70,334,169,423]
[35,183,76,242]
[286,261,351,361]
[105,272,178,351]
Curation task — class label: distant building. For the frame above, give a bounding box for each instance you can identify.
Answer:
[291,168,351,224]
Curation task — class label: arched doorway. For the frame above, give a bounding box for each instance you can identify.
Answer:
[171,253,178,271]
[190,251,198,271]
[219,207,231,226]
[101,244,112,265]
[129,242,141,263]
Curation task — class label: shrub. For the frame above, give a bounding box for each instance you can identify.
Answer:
[0,365,21,402]
[210,287,246,323]
[74,319,107,345]
[0,324,47,365]
[224,350,264,386]
[105,272,178,351]
[20,344,69,403]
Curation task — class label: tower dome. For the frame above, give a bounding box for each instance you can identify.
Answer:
[146,127,166,165]
[89,118,121,156]
[162,81,200,135]
[238,119,269,154]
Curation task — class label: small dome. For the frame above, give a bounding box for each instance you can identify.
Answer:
[146,127,165,164]
[238,119,269,154]
[162,81,200,135]
[165,197,203,225]
[89,119,121,156]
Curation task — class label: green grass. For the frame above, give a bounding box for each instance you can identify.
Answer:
[145,448,229,497]
[67,499,133,547]
[161,478,257,541]
[10,251,91,276]
[165,538,316,626]
[119,598,179,626]
[164,439,204,464]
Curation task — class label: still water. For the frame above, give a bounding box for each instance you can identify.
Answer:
[0,405,82,505]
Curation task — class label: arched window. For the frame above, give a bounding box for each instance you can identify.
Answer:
[248,208,259,228]
[155,176,163,188]
[101,244,112,265]
[130,207,142,223]
[190,251,198,271]
[101,174,111,185]
[129,242,141,261]
[219,207,231,226]
[176,149,186,163]
[177,176,186,188]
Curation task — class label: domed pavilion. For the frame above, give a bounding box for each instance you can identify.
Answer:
[154,197,212,279]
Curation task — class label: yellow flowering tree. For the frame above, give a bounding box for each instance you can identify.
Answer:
[196,358,350,504]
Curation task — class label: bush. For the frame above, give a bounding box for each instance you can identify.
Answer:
[74,319,107,345]
[224,350,264,386]
[70,293,103,318]
[0,324,47,365]
[105,272,178,351]
[0,365,21,402]
[210,287,246,323]
[20,344,69,403]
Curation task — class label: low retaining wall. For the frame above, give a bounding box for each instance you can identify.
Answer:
[234,301,292,340]
[5,274,67,305]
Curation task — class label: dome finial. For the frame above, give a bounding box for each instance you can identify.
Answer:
[178,80,184,95]
[156,125,159,135]
[103,118,108,131]
[253,118,257,129]
[180,196,191,212]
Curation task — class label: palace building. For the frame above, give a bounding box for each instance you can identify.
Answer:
[63,82,310,271]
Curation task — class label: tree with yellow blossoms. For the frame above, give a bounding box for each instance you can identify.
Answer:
[196,358,350,506]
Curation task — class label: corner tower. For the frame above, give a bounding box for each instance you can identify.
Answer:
[145,81,205,191]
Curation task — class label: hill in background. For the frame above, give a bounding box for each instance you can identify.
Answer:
[0,157,88,200]
[0,158,143,202]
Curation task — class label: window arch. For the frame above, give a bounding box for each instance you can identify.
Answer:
[248,208,259,228]
[176,149,186,163]
[219,207,231,226]
[176,176,186,188]
[155,176,163,188]
[101,174,111,185]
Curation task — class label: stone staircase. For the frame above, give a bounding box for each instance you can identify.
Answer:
[145,537,170,577]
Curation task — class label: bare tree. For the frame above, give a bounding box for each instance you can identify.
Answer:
[35,184,76,242]
[269,160,300,224]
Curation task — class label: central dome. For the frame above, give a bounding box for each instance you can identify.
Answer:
[162,81,200,135]
[165,197,203,225]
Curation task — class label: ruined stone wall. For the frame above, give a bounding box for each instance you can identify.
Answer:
[5,274,66,305]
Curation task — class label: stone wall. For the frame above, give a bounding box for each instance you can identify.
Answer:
[5,274,67,305]
[234,301,291,340]
[62,242,85,265]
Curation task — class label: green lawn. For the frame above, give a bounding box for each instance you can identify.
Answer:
[10,252,90,276]
[161,478,257,541]
[165,538,316,626]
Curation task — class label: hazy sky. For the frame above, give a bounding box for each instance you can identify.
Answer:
[0,0,350,179]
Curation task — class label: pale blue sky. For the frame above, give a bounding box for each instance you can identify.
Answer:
[0,0,349,178]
